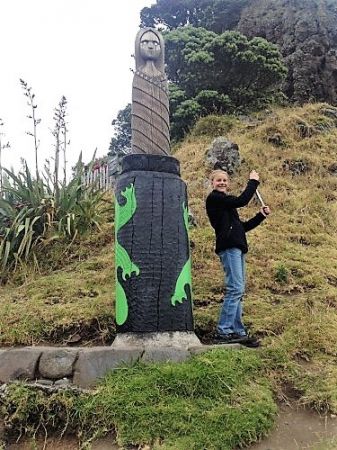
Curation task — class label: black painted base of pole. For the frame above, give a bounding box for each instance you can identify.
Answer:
[115,154,194,333]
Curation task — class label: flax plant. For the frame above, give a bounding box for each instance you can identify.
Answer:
[0,155,106,281]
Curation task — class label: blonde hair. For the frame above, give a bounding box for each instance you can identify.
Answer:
[209,169,229,182]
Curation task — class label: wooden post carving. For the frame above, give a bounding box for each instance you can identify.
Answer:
[115,30,194,333]
[131,28,170,156]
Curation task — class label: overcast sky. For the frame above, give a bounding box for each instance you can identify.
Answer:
[0,0,153,174]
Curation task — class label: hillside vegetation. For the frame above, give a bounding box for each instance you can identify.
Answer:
[2,103,337,446]
[141,0,337,105]
[181,102,337,412]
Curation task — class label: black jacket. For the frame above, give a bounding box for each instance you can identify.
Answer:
[206,180,265,254]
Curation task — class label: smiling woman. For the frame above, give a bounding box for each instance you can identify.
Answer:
[211,169,230,193]
[206,169,270,346]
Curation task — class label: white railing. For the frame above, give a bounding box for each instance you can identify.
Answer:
[82,164,115,191]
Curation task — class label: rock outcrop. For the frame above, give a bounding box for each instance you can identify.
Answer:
[237,0,337,104]
[205,137,241,174]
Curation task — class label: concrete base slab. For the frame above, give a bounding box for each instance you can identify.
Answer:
[142,347,191,363]
[112,331,201,350]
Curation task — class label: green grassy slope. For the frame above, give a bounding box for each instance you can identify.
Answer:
[2,349,277,450]
[1,102,337,413]
[0,223,116,346]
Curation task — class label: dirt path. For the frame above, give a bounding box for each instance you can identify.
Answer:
[248,406,337,450]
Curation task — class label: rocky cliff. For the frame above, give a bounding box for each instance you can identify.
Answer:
[237,0,337,104]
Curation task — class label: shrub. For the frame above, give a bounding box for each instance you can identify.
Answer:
[192,114,236,137]
[275,263,289,284]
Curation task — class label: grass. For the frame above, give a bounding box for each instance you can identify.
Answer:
[0,223,115,345]
[1,348,277,450]
[1,102,337,446]
[313,436,337,450]
[176,103,337,413]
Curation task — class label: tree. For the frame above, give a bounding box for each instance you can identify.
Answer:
[140,0,250,33]
[165,27,287,139]
[141,0,192,30]
[108,104,131,156]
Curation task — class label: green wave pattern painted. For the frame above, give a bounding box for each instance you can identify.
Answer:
[171,202,192,306]
[115,184,140,325]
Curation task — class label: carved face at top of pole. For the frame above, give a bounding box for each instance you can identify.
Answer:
[132,27,170,155]
[135,28,165,77]
[140,31,161,61]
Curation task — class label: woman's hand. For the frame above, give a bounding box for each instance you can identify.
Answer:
[261,206,271,217]
[250,170,259,181]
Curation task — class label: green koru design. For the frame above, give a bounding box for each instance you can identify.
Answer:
[115,184,140,325]
[171,202,192,306]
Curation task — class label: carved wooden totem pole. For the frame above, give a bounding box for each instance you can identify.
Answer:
[115,28,194,335]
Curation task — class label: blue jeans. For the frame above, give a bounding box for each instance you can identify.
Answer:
[218,248,246,336]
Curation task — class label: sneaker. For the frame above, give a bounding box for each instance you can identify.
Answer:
[213,333,249,344]
[240,334,260,348]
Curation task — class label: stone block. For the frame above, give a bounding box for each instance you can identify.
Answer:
[0,348,42,382]
[73,347,142,388]
[141,347,190,363]
[39,349,78,379]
